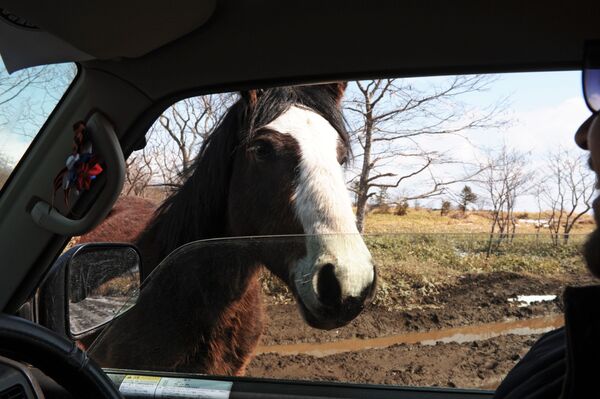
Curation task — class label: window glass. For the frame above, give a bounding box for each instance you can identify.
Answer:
[79,71,594,390]
[0,62,76,189]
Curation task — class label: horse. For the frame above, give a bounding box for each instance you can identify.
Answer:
[87,83,377,376]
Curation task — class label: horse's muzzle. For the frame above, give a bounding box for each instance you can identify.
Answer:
[297,265,377,330]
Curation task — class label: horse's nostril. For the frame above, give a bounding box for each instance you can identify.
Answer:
[316,263,342,307]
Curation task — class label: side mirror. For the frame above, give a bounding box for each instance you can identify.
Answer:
[37,243,141,339]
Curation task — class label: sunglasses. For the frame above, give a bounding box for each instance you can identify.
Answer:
[583,42,600,113]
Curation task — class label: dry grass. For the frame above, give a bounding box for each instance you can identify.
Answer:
[363,208,595,235]
[94,274,139,297]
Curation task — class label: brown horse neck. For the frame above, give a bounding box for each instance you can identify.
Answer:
[135,214,232,281]
[93,243,265,375]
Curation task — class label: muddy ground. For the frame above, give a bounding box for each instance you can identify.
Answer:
[246,271,597,390]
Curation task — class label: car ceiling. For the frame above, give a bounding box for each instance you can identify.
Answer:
[0,0,216,72]
[86,0,600,101]
[0,0,599,312]
[2,0,600,100]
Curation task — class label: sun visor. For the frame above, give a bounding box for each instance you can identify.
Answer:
[0,1,216,73]
[0,15,93,72]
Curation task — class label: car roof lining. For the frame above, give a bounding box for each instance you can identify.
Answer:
[80,0,600,101]
[0,0,216,72]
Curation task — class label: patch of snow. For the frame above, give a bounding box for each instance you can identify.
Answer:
[517,219,550,228]
[508,295,557,307]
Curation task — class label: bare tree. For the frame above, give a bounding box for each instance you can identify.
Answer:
[542,148,595,244]
[478,145,534,255]
[145,94,236,187]
[533,179,549,239]
[0,66,49,111]
[0,64,76,136]
[344,76,508,232]
[0,63,76,191]
[123,148,154,196]
[123,93,236,193]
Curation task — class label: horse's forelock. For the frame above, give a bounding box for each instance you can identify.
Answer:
[297,85,351,159]
[241,86,351,159]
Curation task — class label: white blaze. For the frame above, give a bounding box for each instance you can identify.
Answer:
[266,106,374,305]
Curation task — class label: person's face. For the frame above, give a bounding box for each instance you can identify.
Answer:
[574,114,600,276]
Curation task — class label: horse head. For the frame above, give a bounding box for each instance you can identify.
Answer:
[146,83,376,330]
[230,84,376,329]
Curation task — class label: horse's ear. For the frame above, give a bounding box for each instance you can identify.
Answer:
[240,90,264,108]
[319,82,348,105]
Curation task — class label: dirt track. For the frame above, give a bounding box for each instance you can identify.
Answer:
[246,271,596,389]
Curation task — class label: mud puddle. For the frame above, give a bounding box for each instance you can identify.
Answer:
[256,315,563,357]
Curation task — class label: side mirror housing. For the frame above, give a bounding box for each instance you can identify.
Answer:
[37,243,141,340]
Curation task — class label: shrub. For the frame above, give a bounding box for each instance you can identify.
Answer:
[578,218,595,225]
[458,185,477,213]
[395,200,409,216]
[95,275,138,297]
[441,200,452,216]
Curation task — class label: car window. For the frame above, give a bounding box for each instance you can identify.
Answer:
[78,71,593,390]
[0,62,76,190]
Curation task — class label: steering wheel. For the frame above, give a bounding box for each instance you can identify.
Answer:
[0,314,122,398]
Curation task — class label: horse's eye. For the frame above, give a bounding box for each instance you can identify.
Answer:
[250,140,275,160]
[340,155,348,166]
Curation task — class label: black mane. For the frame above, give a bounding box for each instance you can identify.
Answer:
[136,85,349,276]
